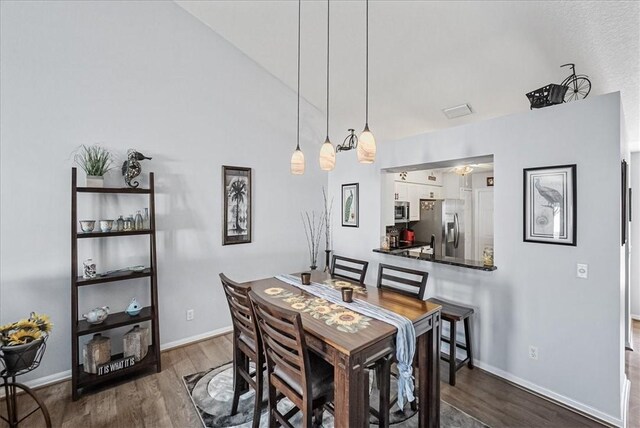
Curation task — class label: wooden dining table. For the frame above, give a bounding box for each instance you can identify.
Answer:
[245,270,442,428]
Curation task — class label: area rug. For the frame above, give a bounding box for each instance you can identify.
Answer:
[182,362,488,428]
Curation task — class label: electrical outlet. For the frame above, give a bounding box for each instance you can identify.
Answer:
[529,345,539,360]
[576,263,588,279]
[186,309,194,321]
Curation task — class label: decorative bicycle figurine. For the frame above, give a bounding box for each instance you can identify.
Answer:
[560,63,591,102]
[0,313,52,428]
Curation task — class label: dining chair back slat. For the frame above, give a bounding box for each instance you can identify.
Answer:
[331,255,369,283]
[376,264,429,300]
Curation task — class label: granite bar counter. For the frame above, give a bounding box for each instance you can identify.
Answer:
[373,247,497,271]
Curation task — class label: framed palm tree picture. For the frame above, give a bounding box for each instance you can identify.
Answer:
[341,183,359,227]
[222,166,252,245]
[523,164,576,246]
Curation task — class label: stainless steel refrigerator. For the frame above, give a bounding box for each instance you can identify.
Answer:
[413,199,465,259]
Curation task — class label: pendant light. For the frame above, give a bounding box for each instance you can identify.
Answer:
[357,0,376,164]
[290,0,305,175]
[319,0,336,171]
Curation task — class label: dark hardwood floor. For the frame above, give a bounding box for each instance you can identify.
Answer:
[5,323,639,427]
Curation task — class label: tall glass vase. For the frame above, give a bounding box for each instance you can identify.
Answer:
[324,249,332,272]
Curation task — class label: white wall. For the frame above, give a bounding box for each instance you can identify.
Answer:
[329,93,624,424]
[631,152,640,319]
[0,1,325,383]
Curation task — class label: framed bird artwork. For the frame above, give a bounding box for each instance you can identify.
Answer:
[523,164,576,246]
[341,183,359,227]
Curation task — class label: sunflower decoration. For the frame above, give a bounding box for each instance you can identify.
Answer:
[264,287,284,296]
[0,312,53,347]
[325,310,372,333]
[291,302,307,310]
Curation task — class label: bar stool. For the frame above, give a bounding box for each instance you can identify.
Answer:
[426,297,474,386]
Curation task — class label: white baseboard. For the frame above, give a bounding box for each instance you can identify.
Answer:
[631,314,640,321]
[473,359,623,427]
[0,326,234,398]
[621,376,630,428]
[160,325,233,351]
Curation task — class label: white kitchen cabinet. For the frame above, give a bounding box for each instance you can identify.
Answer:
[395,182,409,201]
[420,184,442,200]
[408,184,421,221]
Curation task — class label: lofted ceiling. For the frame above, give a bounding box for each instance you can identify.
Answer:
[175,0,640,150]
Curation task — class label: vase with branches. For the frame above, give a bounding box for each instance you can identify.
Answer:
[301,211,325,270]
[322,187,334,272]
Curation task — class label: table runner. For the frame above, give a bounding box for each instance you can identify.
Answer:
[275,274,416,408]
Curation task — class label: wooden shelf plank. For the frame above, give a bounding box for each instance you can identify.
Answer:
[76,268,152,286]
[76,307,153,336]
[76,346,157,388]
[77,229,152,238]
[77,187,151,194]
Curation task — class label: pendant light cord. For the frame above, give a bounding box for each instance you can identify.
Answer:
[365,0,369,126]
[296,0,301,151]
[326,0,330,139]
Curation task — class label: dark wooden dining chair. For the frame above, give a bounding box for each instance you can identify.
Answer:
[373,263,429,427]
[376,263,429,299]
[220,273,264,428]
[330,254,369,284]
[248,291,334,428]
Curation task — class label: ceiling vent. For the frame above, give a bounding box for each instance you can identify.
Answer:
[443,103,473,119]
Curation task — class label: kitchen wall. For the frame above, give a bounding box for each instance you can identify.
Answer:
[0,1,325,383]
[329,93,625,425]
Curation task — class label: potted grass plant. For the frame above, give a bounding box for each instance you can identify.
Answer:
[74,144,114,187]
[0,313,53,373]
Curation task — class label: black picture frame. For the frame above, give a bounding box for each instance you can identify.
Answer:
[622,160,628,245]
[487,177,494,187]
[222,166,252,245]
[341,183,359,227]
[523,164,576,246]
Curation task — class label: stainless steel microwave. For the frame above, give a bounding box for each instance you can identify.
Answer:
[394,201,409,222]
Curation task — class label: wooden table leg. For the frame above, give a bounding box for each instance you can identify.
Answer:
[418,313,441,428]
[333,353,368,428]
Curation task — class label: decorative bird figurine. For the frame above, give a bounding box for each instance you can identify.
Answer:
[122,150,152,188]
[534,178,563,211]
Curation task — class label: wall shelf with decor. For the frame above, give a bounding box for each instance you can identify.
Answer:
[70,167,161,400]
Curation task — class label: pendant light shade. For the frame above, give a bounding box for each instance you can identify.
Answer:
[358,0,376,164]
[290,0,305,175]
[357,125,376,164]
[291,149,305,174]
[319,137,336,171]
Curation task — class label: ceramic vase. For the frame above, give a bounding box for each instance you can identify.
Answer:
[86,175,104,188]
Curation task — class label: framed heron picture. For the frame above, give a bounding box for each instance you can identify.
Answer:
[523,164,576,246]
[341,183,359,227]
[222,166,252,245]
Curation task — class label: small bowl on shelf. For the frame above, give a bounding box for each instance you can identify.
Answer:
[79,220,96,233]
[99,219,114,232]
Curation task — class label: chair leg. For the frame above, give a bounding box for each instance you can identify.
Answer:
[267,377,277,428]
[252,356,263,428]
[449,320,457,386]
[378,356,392,428]
[231,342,242,415]
[313,406,325,426]
[464,317,474,369]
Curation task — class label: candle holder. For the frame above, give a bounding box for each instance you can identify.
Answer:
[341,287,353,303]
[301,272,311,285]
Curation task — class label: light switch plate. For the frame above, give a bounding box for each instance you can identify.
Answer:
[577,263,588,279]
